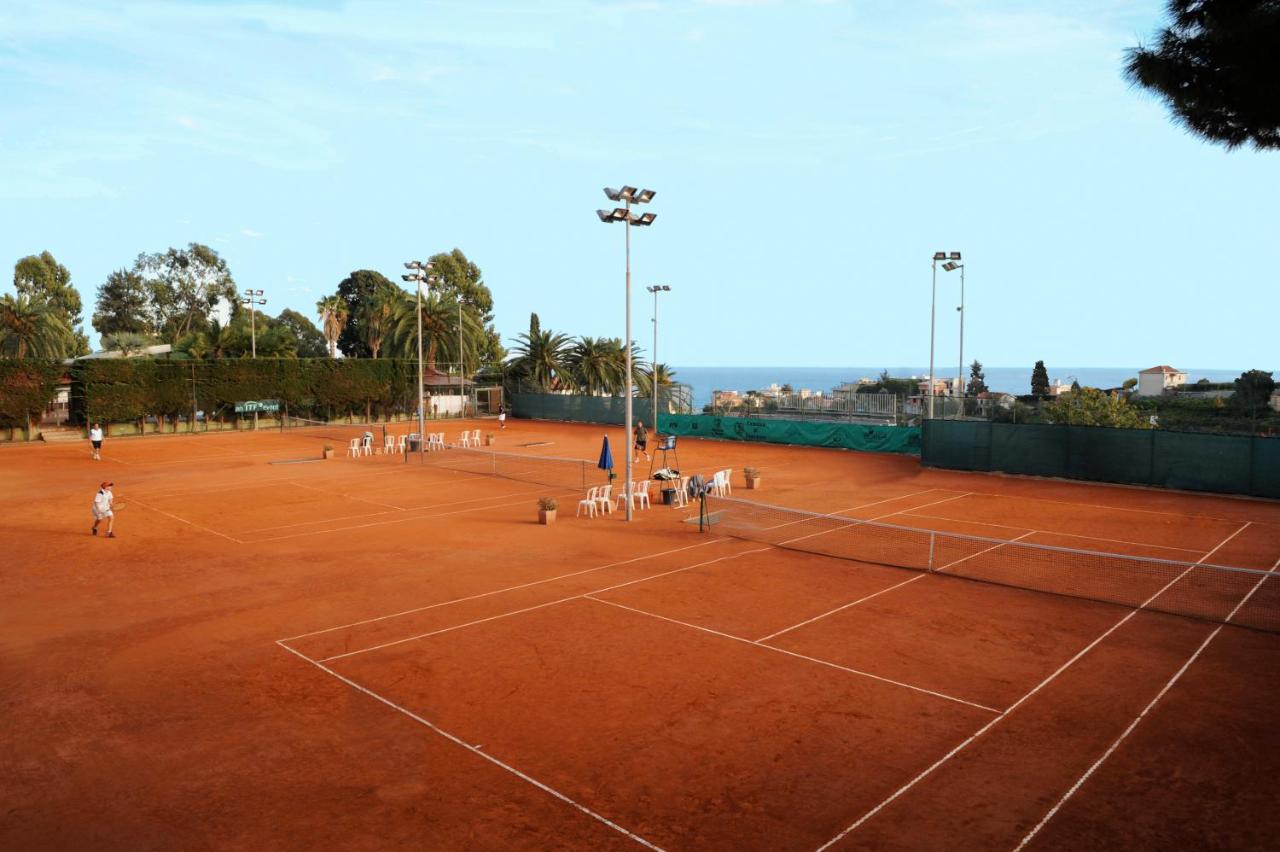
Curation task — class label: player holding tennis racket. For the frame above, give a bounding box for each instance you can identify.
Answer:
[91,481,118,538]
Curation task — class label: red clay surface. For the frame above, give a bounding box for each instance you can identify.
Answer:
[3,416,1279,850]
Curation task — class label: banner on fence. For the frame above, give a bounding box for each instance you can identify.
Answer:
[234,399,280,414]
[658,414,921,455]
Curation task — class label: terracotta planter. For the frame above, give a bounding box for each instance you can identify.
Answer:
[323,449,335,460]
[538,509,556,525]
[746,476,761,490]
[485,436,495,446]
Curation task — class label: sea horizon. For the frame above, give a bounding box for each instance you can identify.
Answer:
[670,366,1262,410]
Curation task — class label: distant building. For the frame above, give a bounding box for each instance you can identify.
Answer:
[1047,379,1073,397]
[1271,390,1280,413]
[712,390,742,408]
[76,343,173,360]
[1136,365,1187,397]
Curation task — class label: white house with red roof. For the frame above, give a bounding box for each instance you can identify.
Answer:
[1136,365,1188,397]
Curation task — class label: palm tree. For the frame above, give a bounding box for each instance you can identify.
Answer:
[174,331,211,360]
[0,294,75,358]
[566,336,624,395]
[637,362,677,398]
[599,337,648,396]
[316,296,348,358]
[362,295,396,359]
[385,291,487,380]
[507,313,572,391]
[101,331,154,356]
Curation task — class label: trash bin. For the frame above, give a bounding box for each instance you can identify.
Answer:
[407,436,421,452]
[662,488,676,506]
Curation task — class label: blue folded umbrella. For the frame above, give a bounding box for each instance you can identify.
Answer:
[597,435,614,476]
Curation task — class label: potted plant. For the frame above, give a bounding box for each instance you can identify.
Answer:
[322,443,335,460]
[744,466,762,489]
[485,432,495,446]
[537,496,557,524]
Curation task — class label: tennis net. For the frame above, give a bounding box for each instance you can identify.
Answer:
[419,446,597,491]
[706,495,1280,633]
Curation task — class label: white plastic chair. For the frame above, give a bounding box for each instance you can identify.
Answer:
[396,435,407,454]
[576,486,599,518]
[631,480,651,510]
[347,438,361,458]
[384,435,395,454]
[721,468,733,495]
[362,435,374,456]
[431,432,446,451]
[470,429,480,446]
[596,484,615,515]
[459,431,471,448]
[672,476,690,508]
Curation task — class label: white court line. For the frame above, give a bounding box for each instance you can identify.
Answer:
[757,489,944,533]
[1014,552,1279,850]
[813,521,1251,851]
[898,512,1205,555]
[279,538,729,641]
[244,490,578,544]
[752,531,1035,644]
[289,480,405,511]
[246,485,545,534]
[933,530,1037,573]
[776,492,973,548]
[275,642,664,851]
[137,465,494,502]
[131,499,244,544]
[958,487,1262,526]
[586,596,999,714]
[314,547,772,662]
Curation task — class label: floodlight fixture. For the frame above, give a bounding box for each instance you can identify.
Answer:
[942,261,960,272]
[932,252,947,261]
[634,189,656,204]
[949,252,962,260]
[603,187,623,201]
[633,212,656,226]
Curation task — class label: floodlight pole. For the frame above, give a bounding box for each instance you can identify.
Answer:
[457,295,464,417]
[957,263,965,404]
[241,288,265,428]
[929,254,941,420]
[403,261,435,459]
[598,187,657,522]
[648,285,670,439]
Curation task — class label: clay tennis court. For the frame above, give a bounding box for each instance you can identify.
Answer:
[3,418,1279,850]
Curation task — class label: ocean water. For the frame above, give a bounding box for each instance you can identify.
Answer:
[671,366,1256,410]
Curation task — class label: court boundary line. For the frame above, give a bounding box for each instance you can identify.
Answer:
[1013,552,1280,850]
[131,498,245,544]
[278,538,732,642]
[755,530,1037,644]
[243,490,581,544]
[275,642,664,852]
[309,547,773,663]
[585,595,998,714]
[288,480,405,511]
[898,511,1208,555]
[812,521,1251,851]
[244,484,545,534]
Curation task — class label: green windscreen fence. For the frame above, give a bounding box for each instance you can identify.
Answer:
[513,393,628,425]
[658,415,920,455]
[924,420,1279,499]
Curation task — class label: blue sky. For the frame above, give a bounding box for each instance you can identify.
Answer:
[1,0,1275,371]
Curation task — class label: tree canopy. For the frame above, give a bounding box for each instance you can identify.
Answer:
[276,309,328,358]
[92,269,150,339]
[333,270,400,357]
[1126,0,1280,150]
[132,243,237,339]
[13,251,88,355]
[1233,369,1276,415]
[1043,387,1152,429]
[966,360,989,396]
[0,294,76,358]
[1031,361,1050,398]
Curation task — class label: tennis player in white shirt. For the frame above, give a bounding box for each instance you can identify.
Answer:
[88,422,104,461]
[92,481,116,538]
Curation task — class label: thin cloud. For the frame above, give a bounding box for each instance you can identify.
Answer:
[240,228,264,238]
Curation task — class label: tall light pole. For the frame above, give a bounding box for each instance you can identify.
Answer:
[927,251,960,419]
[402,261,439,457]
[457,294,464,417]
[241,289,266,429]
[647,285,670,438]
[241,289,266,358]
[598,186,656,522]
[942,259,965,409]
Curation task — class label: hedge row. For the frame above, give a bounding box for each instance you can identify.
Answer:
[0,359,62,431]
[70,358,420,427]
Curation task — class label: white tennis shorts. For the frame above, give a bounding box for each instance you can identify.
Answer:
[92,507,113,520]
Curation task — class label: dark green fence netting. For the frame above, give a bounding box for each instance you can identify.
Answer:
[923,420,1278,499]
[658,415,920,455]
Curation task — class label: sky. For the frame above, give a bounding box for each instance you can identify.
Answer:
[0,0,1275,371]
